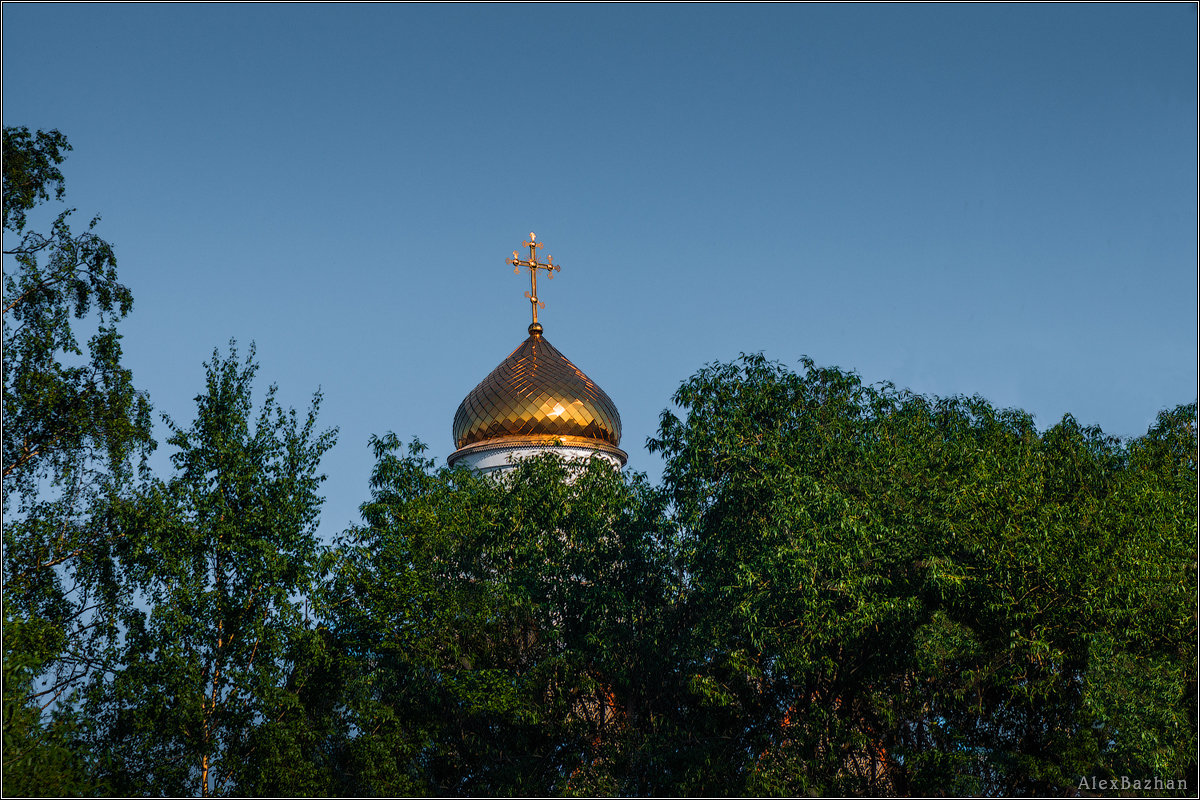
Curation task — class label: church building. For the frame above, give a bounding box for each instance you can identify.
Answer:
[448,233,627,474]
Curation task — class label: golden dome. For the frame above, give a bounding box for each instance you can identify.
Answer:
[449,323,626,466]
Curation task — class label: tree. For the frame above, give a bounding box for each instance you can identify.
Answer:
[83,343,336,796]
[317,437,682,796]
[647,354,1196,795]
[2,126,152,793]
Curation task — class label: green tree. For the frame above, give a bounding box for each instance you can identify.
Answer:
[317,437,682,796]
[83,343,336,796]
[648,354,1197,795]
[3,126,152,793]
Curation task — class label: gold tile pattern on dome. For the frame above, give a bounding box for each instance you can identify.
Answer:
[452,331,622,451]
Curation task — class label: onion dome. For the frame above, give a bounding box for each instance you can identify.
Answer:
[448,322,627,468]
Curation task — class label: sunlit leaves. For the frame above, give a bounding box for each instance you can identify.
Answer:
[649,353,1196,794]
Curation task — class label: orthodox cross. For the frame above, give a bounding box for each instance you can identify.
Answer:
[506,232,561,327]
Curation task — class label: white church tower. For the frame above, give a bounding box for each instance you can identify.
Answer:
[448,233,627,474]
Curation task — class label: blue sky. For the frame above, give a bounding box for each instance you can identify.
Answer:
[4,3,1196,542]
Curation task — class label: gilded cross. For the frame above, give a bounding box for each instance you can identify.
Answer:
[506,231,561,327]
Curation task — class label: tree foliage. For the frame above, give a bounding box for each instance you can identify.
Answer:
[83,344,337,796]
[3,126,152,794]
[313,437,682,795]
[646,354,1196,795]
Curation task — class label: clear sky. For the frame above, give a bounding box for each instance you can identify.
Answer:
[4,3,1196,543]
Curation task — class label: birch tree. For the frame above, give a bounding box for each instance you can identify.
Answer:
[85,344,335,796]
[3,126,152,793]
